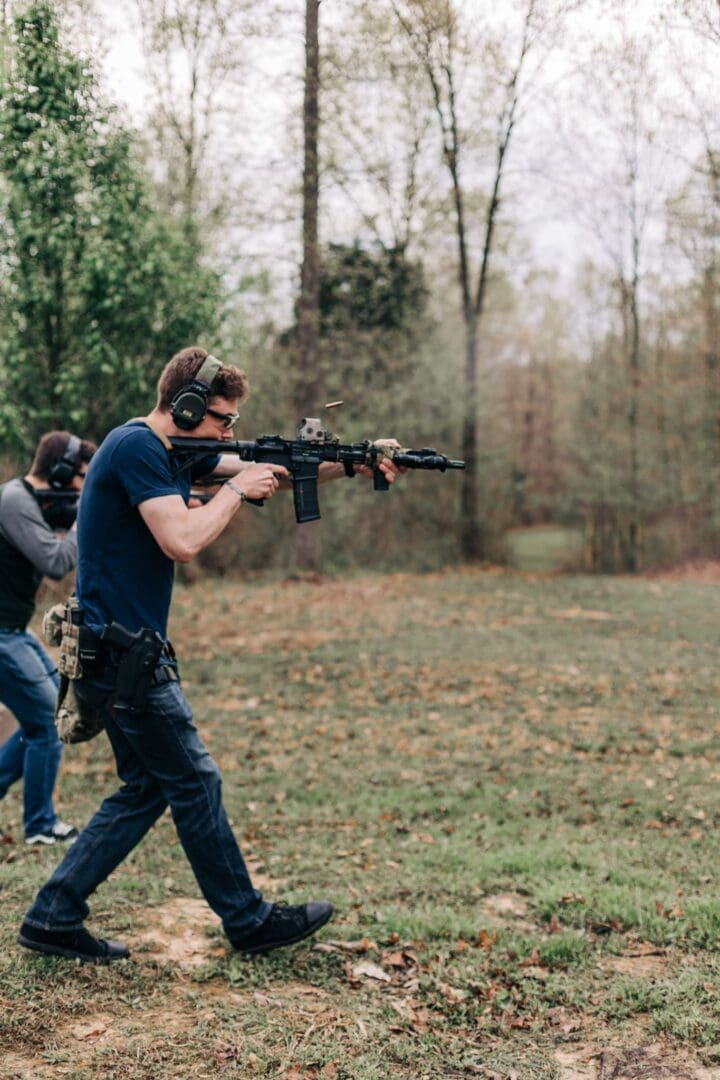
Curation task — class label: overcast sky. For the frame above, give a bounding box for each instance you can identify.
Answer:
[90,0,718,317]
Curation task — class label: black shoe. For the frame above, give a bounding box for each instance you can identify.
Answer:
[18,922,130,964]
[25,821,78,846]
[232,901,333,955]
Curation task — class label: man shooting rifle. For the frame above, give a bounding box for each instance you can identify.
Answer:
[19,347,404,963]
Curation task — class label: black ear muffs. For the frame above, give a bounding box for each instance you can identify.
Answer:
[48,434,82,490]
[170,355,222,430]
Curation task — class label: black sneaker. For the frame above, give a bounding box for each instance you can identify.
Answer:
[18,922,130,964]
[25,821,78,846]
[232,901,333,955]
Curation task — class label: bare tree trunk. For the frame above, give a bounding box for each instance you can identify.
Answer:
[294,0,322,573]
[654,334,674,506]
[702,263,720,503]
[626,258,641,572]
[392,0,534,561]
[460,323,481,555]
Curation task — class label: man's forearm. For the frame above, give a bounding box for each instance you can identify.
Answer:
[185,486,246,551]
[140,487,244,563]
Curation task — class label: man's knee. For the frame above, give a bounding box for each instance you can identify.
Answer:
[167,751,223,807]
[119,771,164,805]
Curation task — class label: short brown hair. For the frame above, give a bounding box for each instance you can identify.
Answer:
[30,431,96,480]
[156,346,249,410]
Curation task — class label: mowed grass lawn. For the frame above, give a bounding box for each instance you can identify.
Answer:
[2,568,720,1079]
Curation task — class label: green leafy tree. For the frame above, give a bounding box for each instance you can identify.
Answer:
[319,242,428,337]
[0,0,223,452]
[276,239,429,411]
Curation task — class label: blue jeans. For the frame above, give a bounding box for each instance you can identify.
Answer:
[0,629,63,837]
[24,668,271,940]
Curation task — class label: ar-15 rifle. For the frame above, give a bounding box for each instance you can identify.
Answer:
[169,408,464,524]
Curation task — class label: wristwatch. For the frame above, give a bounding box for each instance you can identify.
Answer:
[225,479,246,502]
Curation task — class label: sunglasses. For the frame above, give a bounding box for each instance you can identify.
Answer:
[206,407,239,430]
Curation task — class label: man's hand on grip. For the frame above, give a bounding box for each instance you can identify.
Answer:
[240,463,288,501]
[356,439,404,484]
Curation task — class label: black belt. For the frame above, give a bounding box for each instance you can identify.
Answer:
[78,626,175,665]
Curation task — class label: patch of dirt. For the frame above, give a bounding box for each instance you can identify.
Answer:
[482,893,528,918]
[601,942,671,979]
[480,893,537,932]
[130,856,278,969]
[603,954,669,978]
[645,560,720,584]
[1,1051,49,1080]
[3,1004,226,1079]
[596,1042,720,1079]
[131,896,226,969]
[553,1040,720,1080]
[553,1044,598,1079]
[2,980,343,1080]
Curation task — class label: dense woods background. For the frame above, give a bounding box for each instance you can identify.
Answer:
[0,0,718,574]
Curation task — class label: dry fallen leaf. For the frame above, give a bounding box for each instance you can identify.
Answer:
[72,1021,107,1040]
[522,966,550,981]
[383,951,406,968]
[437,981,467,1003]
[352,961,391,982]
[326,938,375,953]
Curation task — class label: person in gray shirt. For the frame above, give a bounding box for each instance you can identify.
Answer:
[0,431,95,844]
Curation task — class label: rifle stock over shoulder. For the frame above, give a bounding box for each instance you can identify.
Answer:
[169,416,464,524]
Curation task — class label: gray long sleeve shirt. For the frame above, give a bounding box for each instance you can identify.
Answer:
[0,478,77,629]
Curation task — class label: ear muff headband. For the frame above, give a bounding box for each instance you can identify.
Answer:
[48,434,82,490]
[170,354,222,431]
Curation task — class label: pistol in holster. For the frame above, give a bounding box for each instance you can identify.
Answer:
[101,622,167,712]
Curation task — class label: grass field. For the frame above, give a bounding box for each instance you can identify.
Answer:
[504,528,586,573]
[2,568,720,1079]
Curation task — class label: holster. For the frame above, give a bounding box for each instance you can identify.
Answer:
[102,622,176,712]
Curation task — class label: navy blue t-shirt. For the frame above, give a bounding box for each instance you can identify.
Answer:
[76,421,218,639]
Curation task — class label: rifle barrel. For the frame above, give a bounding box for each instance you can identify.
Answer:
[32,489,79,500]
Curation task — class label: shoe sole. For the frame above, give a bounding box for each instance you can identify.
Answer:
[25,836,77,846]
[17,934,129,965]
[236,906,334,956]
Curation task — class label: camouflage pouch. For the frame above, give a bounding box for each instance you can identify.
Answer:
[55,674,105,745]
[42,596,104,743]
[41,602,66,647]
[42,596,83,679]
[58,620,82,679]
